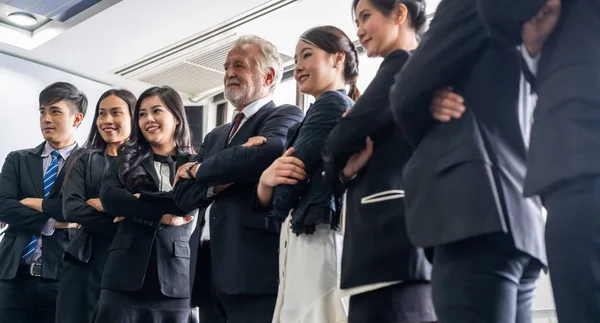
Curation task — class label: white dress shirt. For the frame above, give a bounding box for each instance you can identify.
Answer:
[199,96,273,242]
[519,46,541,148]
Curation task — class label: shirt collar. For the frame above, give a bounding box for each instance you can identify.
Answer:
[235,96,273,120]
[42,141,77,160]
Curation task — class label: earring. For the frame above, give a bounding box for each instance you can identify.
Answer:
[333,64,339,68]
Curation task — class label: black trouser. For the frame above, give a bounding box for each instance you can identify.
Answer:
[432,233,542,323]
[0,271,59,323]
[543,177,600,323]
[195,243,277,323]
[348,281,437,323]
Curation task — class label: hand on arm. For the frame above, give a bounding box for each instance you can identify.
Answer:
[257,148,306,208]
[54,222,81,229]
[86,198,104,212]
[430,87,466,122]
[173,162,200,187]
[210,136,267,193]
[522,0,561,57]
[342,137,374,180]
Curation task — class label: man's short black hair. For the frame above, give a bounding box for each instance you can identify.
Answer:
[39,82,88,116]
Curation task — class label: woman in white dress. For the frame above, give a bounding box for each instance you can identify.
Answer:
[254,26,361,323]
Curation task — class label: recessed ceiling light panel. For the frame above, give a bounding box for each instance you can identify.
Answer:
[7,12,37,27]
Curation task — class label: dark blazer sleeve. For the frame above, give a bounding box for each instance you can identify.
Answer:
[0,152,49,234]
[477,0,546,48]
[390,0,489,147]
[99,161,163,224]
[173,129,214,213]
[63,155,116,239]
[194,105,304,185]
[40,198,66,222]
[272,93,347,215]
[325,51,410,169]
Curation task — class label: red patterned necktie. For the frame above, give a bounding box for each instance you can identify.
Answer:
[228,112,245,142]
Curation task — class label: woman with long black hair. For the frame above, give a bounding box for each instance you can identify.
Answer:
[323,0,436,322]
[92,86,198,323]
[56,89,136,323]
[255,25,360,323]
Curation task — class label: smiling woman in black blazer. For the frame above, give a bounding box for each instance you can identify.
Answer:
[323,1,435,323]
[92,86,198,323]
[56,89,136,323]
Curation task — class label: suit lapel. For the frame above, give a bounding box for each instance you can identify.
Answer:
[286,123,302,148]
[26,144,45,198]
[48,145,80,198]
[49,166,67,198]
[142,155,160,188]
[227,101,275,148]
[216,124,232,151]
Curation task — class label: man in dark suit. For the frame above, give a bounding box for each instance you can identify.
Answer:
[480,0,600,321]
[0,82,86,323]
[388,2,552,322]
[173,35,303,323]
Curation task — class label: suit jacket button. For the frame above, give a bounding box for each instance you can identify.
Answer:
[143,220,148,225]
[149,221,154,226]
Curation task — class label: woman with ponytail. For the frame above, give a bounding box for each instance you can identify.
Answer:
[254,25,359,323]
[323,0,437,322]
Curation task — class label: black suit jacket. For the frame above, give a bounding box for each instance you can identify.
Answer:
[519,0,600,196]
[63,151,117,265]
[393,44,547,265]
[175,101,303,295]
[99,151,195,298]
[324,50,432,288]
[0,142,76,280]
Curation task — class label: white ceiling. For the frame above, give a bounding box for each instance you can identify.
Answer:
[0,0,441,99]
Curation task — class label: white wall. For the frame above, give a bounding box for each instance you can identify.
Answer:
[0,53,110,168]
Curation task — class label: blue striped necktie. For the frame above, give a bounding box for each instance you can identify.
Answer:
[21,150,60,260]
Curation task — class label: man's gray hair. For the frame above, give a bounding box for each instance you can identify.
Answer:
[234,35,283,93]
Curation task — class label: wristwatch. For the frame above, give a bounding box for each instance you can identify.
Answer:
[186,162,199,178]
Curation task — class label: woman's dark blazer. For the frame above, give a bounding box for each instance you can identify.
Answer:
[63,151,118,264]
[99,150,195,298]
[324,50,432,289]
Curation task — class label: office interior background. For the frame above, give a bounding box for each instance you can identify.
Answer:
[0,0,557,321]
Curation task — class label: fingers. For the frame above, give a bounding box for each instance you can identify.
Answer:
[272,177,300,186]
[365,137,374,153]
[275,168,306,181]
[162,214,194,227]
[0,222,6,229]
[342,108,351,118]
[113,217,125,223]
[242,136,267,147]
[133,193,141,199]
[282,147,295,157]
[278,156,306,170]
[430,87,465,122]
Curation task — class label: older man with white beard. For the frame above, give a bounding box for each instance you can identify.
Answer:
[173,35,304,323]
